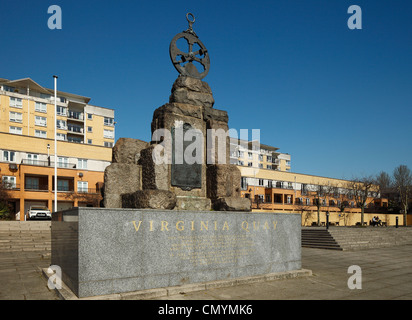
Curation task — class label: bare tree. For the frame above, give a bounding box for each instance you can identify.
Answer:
[347,176,377,226]
[376,171,392,191]
[332,185,350,226]
[309,184,331,226]
[294,197,312,226]
[393,165,411,226]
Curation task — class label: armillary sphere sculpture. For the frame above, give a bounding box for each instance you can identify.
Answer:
[169,13,210,80]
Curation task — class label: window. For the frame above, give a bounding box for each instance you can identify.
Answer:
[259,179,264,186]
[9,126,22,135]
[35,116,47,127]
[77,181,88,193]
[240,177,247,190]
[57,179,69,192]
[57,133,67,141]
[68,110,83,120]
[87,126,92,132]
[57,106,67,116]
[287,196,292,204]
[87,139,92,145]
[2,176,16,189]
[27,154,38,165]
[104,141,113,148]
[3,150,16,162]
[35,102,47,113]
[68,136,83,143]
[35,130,47,138]
[57,120,67,130]
[68,124,83,133]
[237,151,244,158]
[58,157,69,168]
[248,152,253,159]
[248,162,253,167]
[258,163,263,168]
[104,117,114,126]
[238,160,244,166]
[10,97,22,108]
[267,165,272,169]
[87,113,93,120]
[3,85,16,92]
[306,198,310,205]
[78,159,88,169]
[25,177,39,190]
[259,154,263,161]
[267,156,272,162]
[104,129,114,139]
[40,93,51,100]
[9,112,23,123]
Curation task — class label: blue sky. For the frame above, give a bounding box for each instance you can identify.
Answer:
[1,0,411,180]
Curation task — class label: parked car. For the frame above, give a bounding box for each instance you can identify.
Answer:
[27,206,51,220]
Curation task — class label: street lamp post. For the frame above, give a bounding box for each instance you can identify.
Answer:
[53,75,58,214]
[326,211,330,230]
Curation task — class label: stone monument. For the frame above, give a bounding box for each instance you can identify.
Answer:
[51,14,304,299]
[103,13,250,212]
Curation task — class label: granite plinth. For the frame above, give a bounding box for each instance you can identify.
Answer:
[52,207,301,298]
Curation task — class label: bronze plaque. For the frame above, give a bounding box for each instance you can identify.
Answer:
[171,124,202,190]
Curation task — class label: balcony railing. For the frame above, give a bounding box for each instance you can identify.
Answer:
[77,188,101,194]
[68,111,84,121]
[21,159,76,169]
[1,183,20,191]
[25,184,49,192]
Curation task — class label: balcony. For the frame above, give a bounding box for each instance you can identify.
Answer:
[21,159,76,169]
[68,125,84,135]
[68,110,84,122]
[2,182,20,191]
[25,175,48,192]
[77,188,101,195]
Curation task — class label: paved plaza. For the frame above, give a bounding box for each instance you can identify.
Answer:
[1,242,411,300]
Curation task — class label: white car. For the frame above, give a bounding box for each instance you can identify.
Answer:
[27,206,51,220]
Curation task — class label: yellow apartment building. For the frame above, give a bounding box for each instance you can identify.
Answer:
[230,138,291,172]
[0,77,114,220]
[231,139,394,226]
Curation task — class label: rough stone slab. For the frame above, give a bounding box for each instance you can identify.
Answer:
[122,190,177,210]
[139,146,169,191]
[170,76,214,108]
[171,76,213,95]
[206,164,242,199]
[103,163,142,208]
[211,197,251,212]
[170,89,214,108]
[112,138,149,164]
[175,196,211,211]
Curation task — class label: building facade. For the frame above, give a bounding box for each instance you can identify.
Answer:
[0,77,114,220]
[230,138,291,172]
[233,140,394,226]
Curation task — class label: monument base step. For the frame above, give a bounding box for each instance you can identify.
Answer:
[175,196,211,211]
[42,268,312,300]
